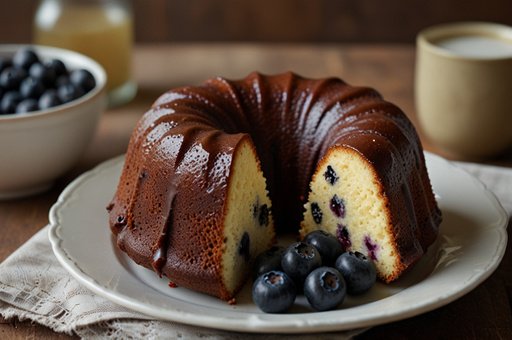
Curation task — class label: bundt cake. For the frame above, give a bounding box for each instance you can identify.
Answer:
[107,72,441,301]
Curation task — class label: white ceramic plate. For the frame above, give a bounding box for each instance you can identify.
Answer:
[48,152,508,333]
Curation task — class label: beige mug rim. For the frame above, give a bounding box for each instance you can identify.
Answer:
[417,21,512,61]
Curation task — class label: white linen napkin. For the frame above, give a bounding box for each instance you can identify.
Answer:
[0,160,510,339]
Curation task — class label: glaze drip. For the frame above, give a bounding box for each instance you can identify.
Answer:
[151,186,177,276]
[113,214,127,231]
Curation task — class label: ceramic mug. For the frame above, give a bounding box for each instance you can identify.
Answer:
[415,22,512,159]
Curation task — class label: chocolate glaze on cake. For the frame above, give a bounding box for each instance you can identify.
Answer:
[108,72,441,299]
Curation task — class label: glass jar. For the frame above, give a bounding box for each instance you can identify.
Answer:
[33,0,136,107]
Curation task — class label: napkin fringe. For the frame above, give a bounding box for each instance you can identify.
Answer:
[0,301,74,335]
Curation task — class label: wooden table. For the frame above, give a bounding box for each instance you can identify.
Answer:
[1,44,511,338]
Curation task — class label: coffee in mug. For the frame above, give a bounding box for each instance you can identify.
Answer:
[415,22,512,159]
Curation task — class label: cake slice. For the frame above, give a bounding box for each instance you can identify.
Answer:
[301,145,427,283]
[220,137,275,298]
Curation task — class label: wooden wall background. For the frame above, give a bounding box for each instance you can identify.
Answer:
[1,0,511,44]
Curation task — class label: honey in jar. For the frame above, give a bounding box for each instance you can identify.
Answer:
[34,0,136,106]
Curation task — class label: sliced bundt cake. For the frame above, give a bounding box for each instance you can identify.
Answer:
[108,72,441,300]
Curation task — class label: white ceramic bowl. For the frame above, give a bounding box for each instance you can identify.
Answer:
[0,45,107,199]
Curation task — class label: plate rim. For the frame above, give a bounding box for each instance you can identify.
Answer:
[48,152,509,333]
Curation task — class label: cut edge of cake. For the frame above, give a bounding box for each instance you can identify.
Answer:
[220,136,275,299]
[300,145,406,283]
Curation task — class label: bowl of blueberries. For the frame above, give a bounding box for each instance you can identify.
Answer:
[0,45,106,199]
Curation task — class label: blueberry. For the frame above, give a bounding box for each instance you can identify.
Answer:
[281,242,322,288]
[46,59,67,77]
[258,204,269,226]
[330,194,345,218]
[252,271,296,313]
[0,67,27,90]
[336,224,352,250]
[55,75,70,88]
[16,98,38,114]
[335,251,377,295]
[311,202,323,224]
[13,48,40,70]
[39,89,61,110]
[29,62,56,87]
[20,77,45,99]
[57,83,84,103]
[324,165,339,185]
[304,267,346,311]
[304,230,343,266]
[238,232,250,262]
[0,57,12,74]
[364,235,379,261]
[70,69,95,93]
[1,91,22,114]
[252,203,259,218]
[253,246,285,279]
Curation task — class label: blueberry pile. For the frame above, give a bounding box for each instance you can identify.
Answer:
[0,47,96,115]
[252,230,377,313]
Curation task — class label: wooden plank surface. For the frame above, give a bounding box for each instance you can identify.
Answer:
[2,1,512,44]
[0,44,511,339]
